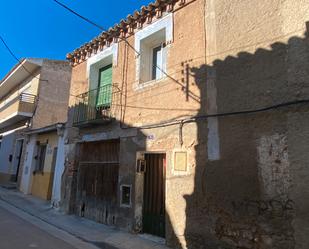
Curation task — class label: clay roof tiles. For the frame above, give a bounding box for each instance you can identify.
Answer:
[67,0,184,65]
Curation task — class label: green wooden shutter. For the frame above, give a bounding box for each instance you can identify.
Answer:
[97,64,112,107]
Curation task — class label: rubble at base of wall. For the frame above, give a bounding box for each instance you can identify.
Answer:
[179,198,295,249]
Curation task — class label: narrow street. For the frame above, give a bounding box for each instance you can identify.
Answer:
[0,188,168,249]
[1,1,308,248]
[0,206,80,249]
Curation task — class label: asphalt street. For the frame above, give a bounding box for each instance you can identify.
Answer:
[0,206,79,249]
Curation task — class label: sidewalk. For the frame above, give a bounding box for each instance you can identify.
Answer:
[0,187,170,249]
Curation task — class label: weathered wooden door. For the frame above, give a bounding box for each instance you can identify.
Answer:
[143,153,166,238]
[77,140,119,224]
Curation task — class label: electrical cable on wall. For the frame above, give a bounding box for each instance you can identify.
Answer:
[52,0,201,125]
[135,98,309,130]
[52,0,309,131]
[53,0,189,72]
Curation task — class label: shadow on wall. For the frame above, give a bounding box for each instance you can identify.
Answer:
[175,24,309,248]
[60,23,309,249]
[60,101,151,231]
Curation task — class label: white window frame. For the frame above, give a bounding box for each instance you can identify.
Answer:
[134,13,173,88]
[87,43,118,91]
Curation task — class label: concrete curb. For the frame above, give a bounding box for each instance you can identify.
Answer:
[0,193,118,249]
[0,188,169,249]
[0,199,104,249]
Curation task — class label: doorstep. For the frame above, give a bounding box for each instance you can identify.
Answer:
[0,187,170,249]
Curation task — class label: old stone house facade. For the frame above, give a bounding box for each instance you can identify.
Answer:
[62,0,309,249]
[64,0,205,246]
[0,58,71,202]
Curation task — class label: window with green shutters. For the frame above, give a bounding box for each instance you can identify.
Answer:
[96,64,113,108]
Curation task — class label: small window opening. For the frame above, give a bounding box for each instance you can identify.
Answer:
[139,29,166,83]
[120,185,132,207]
[35,143,47,172]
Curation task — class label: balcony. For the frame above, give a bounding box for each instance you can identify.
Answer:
[0,93,37,129]
[73,84,121,127]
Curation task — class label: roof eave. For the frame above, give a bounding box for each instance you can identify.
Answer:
[0,58,43,99]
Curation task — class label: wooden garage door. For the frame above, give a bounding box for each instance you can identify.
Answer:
[76,140,119,224]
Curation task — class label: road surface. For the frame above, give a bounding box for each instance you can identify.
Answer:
[0,206,80,249]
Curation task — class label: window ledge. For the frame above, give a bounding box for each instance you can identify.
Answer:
[133,76,167,91]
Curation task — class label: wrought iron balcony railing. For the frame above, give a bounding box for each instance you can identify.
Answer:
[73,84,121,126]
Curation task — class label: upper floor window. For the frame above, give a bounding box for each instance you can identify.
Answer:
[139,29,167,83]
[135,14,173,86]
[73,44,119,126]
[87,44,117,113]
[87,43,118,92]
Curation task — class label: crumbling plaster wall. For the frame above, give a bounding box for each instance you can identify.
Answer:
[198,0,309,248]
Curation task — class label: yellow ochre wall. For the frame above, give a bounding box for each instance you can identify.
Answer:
[31,131,58,200]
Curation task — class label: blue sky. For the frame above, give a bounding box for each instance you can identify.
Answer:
[0,0,151,79]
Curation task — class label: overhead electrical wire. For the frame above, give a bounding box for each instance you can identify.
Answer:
[52,0,202,122]
[0,35,48,82]
[0,35,23,64]
[52,0,140,56]
[53,0,105,31]
[52,0,203,103]
[52,0,197,98]
[52,0,309,131]
[136,98,309,129]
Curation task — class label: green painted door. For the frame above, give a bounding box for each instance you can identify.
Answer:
[97,64,112,107]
